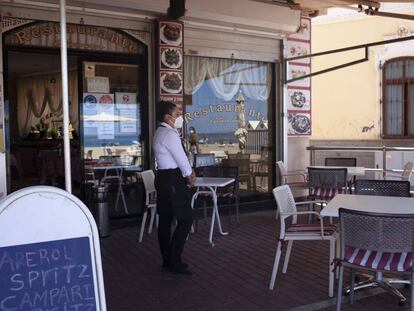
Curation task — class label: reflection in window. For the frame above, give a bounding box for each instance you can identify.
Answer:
[82,63,142,167]
[82,62,143,217]
[184,56,273,196]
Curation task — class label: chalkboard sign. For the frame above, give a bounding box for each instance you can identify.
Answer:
[0,186,106,311]
[0,237,96,311]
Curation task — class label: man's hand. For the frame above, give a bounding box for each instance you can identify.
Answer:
[186,170,196,187]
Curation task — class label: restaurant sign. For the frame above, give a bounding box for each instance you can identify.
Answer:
[4,22,141,54]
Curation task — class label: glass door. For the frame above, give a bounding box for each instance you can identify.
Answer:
[81,61,144,216]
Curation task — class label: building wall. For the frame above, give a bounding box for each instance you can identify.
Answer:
[311,10,414,140]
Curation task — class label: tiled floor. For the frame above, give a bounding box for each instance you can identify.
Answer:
[100,210,411,311]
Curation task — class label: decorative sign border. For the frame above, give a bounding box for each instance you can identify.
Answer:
[286,16,312,136]
[155,19,184,107]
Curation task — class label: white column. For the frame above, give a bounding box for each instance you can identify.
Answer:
[59,0,72,193]
[0,9,7,198]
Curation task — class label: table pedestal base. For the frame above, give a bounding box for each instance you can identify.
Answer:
[191,186,229,247]
[345,272,410,305]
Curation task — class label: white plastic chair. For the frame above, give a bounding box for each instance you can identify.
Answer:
[276,161,307,186]
[139,170,158,243]
[269,185,338,297]
[275,161,308,219]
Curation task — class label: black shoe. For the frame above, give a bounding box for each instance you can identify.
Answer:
[168,265,192,275]
[163,261,188,269]
[162,263,171,270]
[179,261,189,269]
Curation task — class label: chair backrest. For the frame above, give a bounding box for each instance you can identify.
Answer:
[402,161,414,181]
[324,157,357,167]
[273,185,298,224]
[276,161,287,176]
[194,153,216,168]
[355,179,410,197]
[141,170,156,205]
[99,155,122,165]
[339,208,414,255]
[221,158,250,174]
[308,167,347,189]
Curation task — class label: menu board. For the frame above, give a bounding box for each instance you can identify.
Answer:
[0,186,106,311]
[286,17,312,136]
[156,20,184,106]
[0,237,97,311]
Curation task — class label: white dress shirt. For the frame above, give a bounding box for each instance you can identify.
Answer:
[153,122,192,177]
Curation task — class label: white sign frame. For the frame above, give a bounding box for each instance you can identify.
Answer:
[0,186,107,311]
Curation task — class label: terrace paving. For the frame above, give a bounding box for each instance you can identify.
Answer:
[101,210,410,311]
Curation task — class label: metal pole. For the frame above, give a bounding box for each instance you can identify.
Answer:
[60,0,72,193]
[382,145,387,180]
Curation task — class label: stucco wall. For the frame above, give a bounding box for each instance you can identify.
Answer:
[311,10,414,140]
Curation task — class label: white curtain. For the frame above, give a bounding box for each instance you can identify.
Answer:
[184,56,272,101]
[17,71,78,137]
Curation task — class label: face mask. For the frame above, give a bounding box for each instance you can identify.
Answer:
[174,115,184,129]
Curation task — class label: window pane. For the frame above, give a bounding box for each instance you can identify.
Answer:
[408,85,414,135]
[82,62,143,216]
[385,85,403,135]
[385,61,404,79]
[184,56,273,197]
[406,60,414,79]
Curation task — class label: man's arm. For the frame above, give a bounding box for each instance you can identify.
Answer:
[166,131,192,178]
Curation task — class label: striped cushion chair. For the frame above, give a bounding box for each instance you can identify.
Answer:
[309,187,347,201]
[269,185,339,298]
[307,168,348,219]
[336,208,414,310]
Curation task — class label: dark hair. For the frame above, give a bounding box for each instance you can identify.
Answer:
[157,101,177,123]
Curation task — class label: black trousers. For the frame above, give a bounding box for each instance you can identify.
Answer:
[155,168,193,266]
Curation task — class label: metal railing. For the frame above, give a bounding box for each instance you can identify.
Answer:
[307,145,414,179]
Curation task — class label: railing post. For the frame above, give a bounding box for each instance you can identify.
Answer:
[382,145,387,180]
[309,146,314,166]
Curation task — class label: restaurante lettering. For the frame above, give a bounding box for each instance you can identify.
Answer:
[185,103,265,122]
[11,22,138,53]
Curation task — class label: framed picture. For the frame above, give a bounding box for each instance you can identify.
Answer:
[86,76,110,93]
[287,88,311,110]
[115,92,137,109]
[288,112,311,136]
[287,64,311,88]
[160,71,183,95]
[159,21,183,47]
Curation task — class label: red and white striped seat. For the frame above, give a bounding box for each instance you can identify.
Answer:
[344,246,413,272]
[286,223,337,237]
[310,187,346,200]
[269,185,338,297]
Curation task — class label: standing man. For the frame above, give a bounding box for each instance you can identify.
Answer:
[153,101,196,275]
